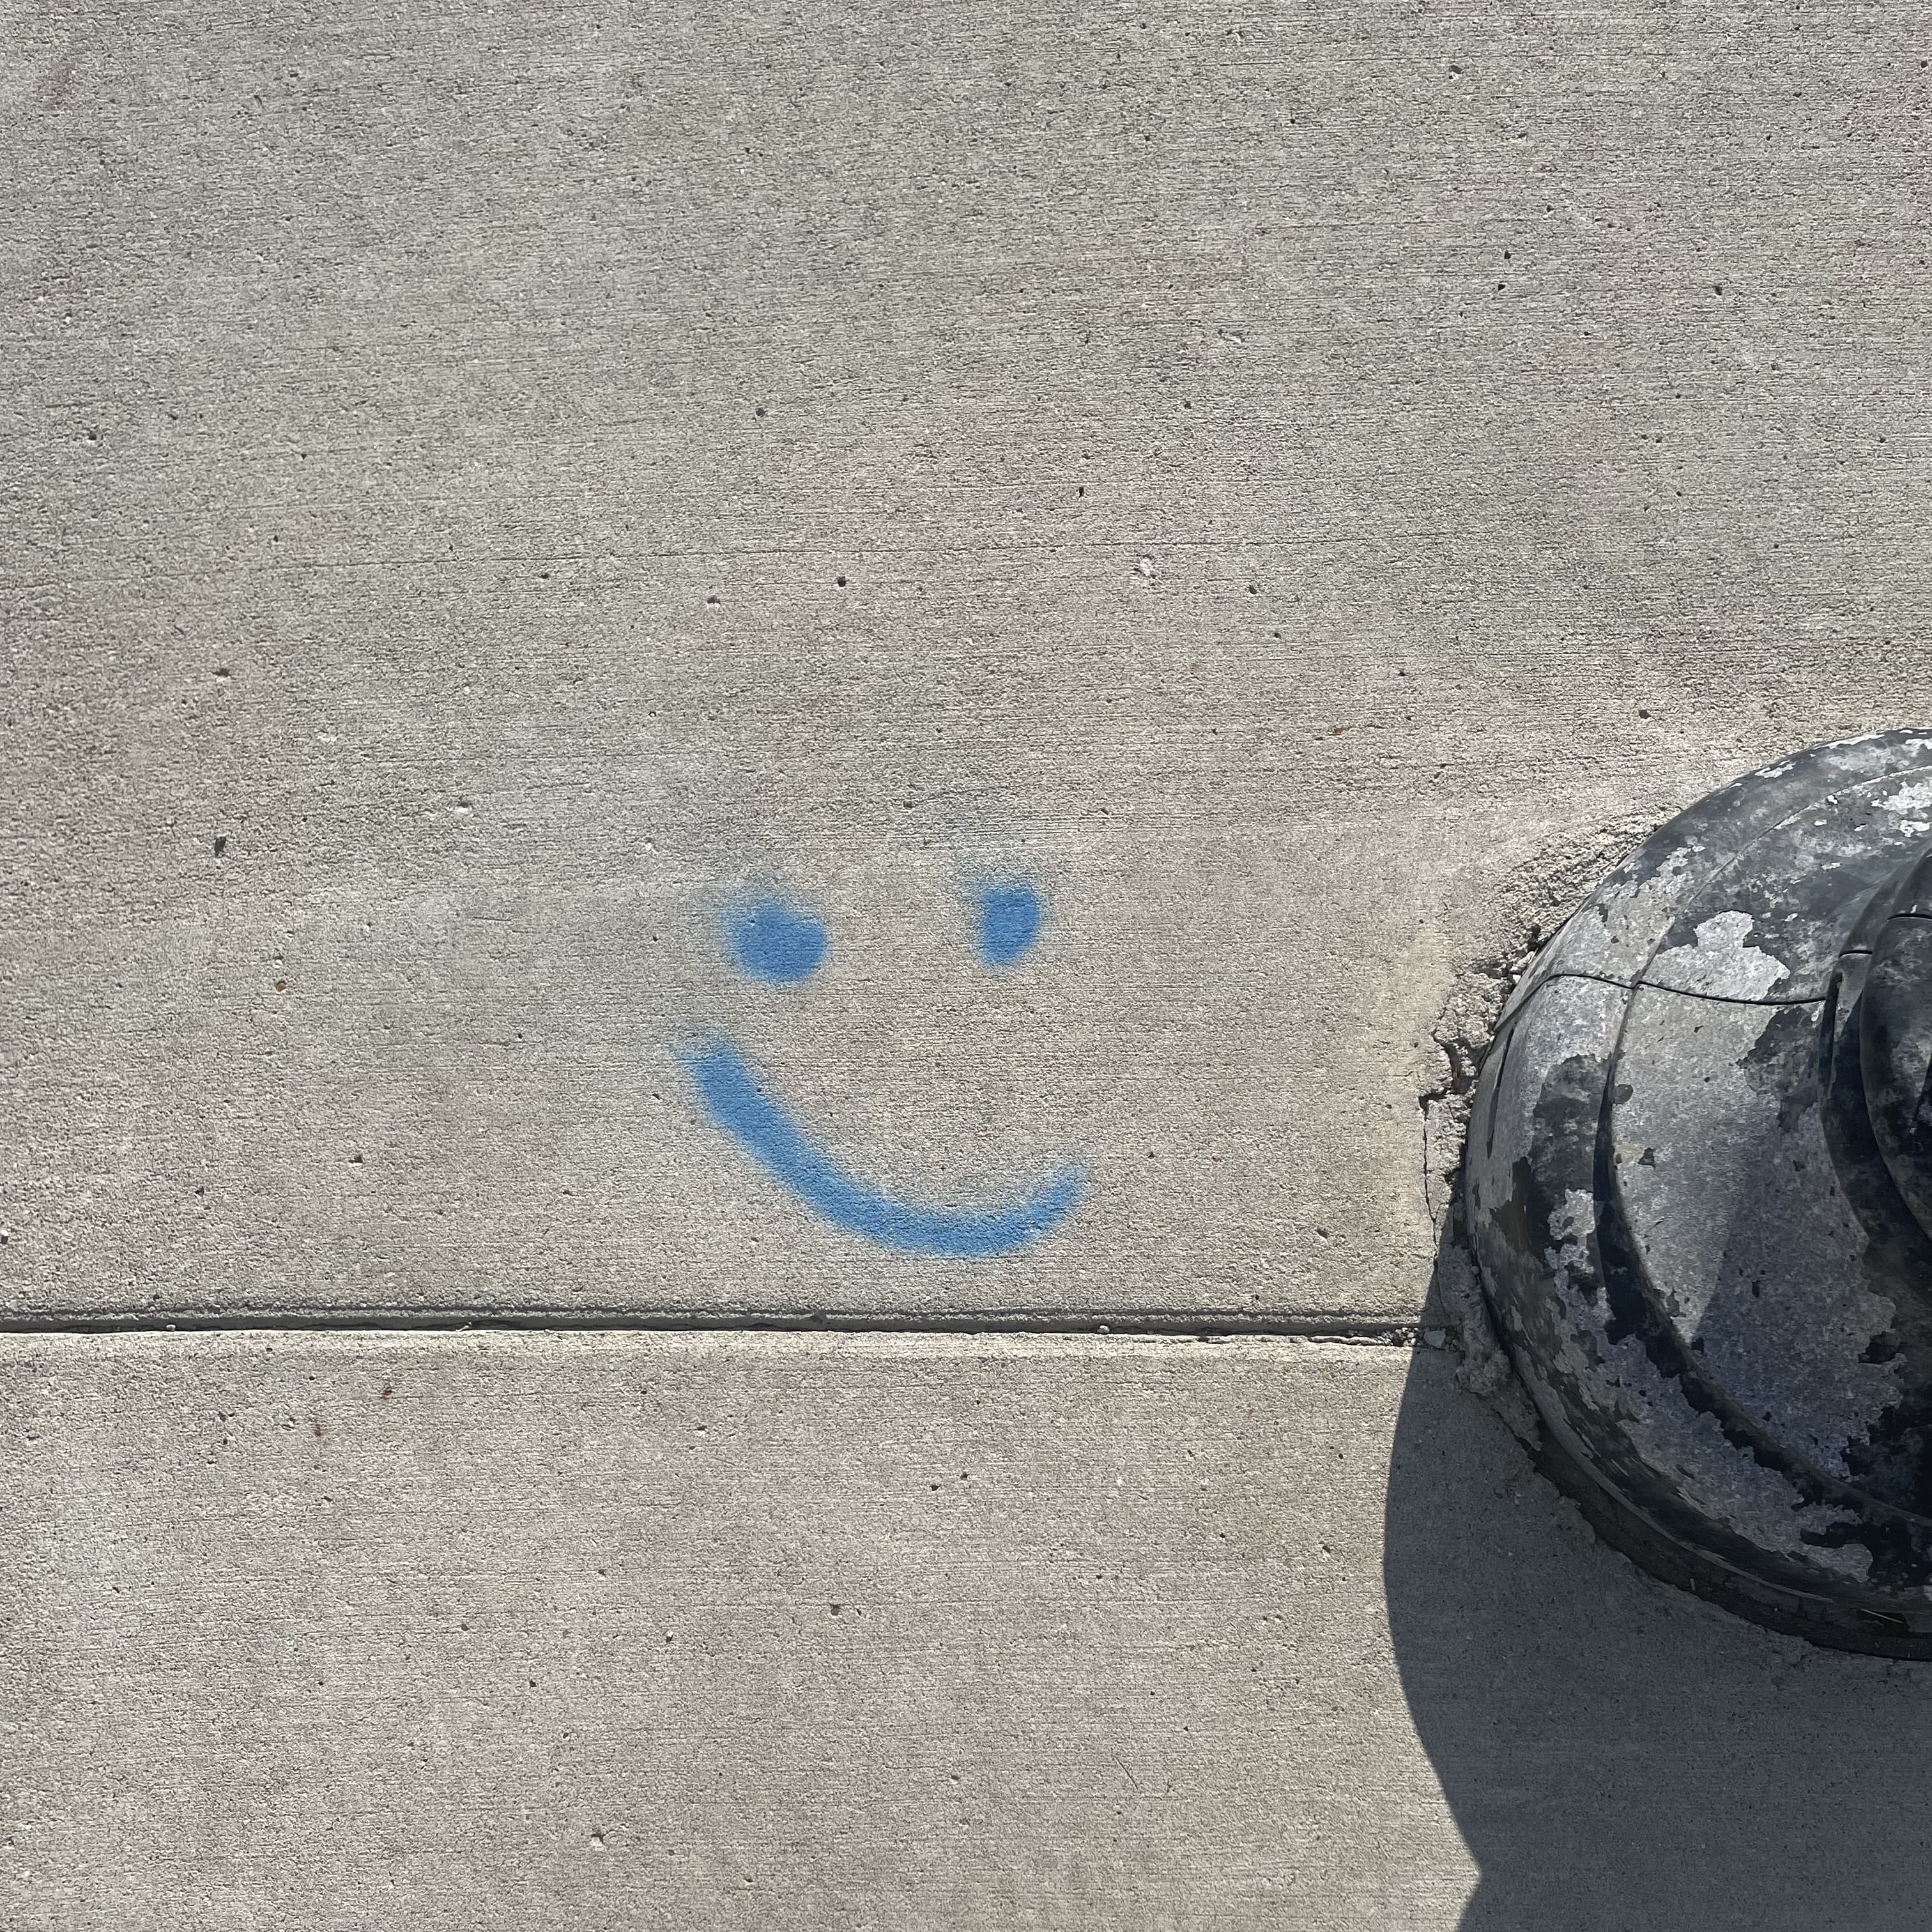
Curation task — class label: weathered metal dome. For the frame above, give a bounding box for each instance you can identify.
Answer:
[1469,732,1932,1655]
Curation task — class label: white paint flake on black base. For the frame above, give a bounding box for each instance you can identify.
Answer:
[1468,733,1932,1655]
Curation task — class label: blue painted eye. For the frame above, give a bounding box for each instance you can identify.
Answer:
[974,880,1043,969]
[726,899,827,985]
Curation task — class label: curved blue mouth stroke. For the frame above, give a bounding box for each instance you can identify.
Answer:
[680,1039,1085,1259]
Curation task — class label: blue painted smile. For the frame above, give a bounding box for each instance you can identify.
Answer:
[686,879,1085,1259]
[681,1039,1084,1257]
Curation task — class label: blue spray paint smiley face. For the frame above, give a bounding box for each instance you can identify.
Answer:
[680,878,1085,1258]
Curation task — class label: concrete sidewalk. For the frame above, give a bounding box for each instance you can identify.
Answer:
[6,0,1926,1332]
[6,1,1932,1924]
[12,1333,1932,1932]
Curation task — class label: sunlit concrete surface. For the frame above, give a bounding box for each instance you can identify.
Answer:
[4,3,1927,1324]
[6,1,1932,1925]
[8,1337,1932,1931]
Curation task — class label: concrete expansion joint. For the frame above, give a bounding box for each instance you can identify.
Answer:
[0,1308,1424,1346]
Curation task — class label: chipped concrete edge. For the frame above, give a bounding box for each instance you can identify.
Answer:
[1420,808,1667,1444]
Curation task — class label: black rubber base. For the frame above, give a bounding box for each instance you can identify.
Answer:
[1535,1421,1932,1661]
[1469,734,1932,1657]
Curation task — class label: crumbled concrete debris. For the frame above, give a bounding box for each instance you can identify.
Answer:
[1421,811,1660,1446]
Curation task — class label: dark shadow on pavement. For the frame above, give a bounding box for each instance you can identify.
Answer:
[1386,1326,1932,1930]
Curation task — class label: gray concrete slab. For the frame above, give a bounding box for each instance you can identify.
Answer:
[12,8,1932,1925]
[0,1334,1462,1929]
[6,1333,1932,1930]
[4,3,1929,1321]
